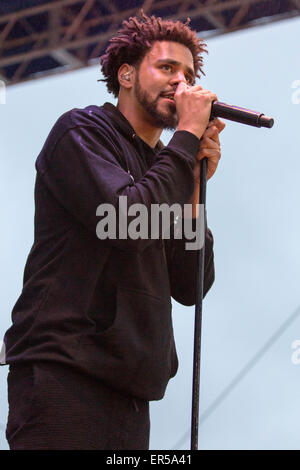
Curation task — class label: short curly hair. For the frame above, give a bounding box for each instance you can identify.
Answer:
[99,10,207,97]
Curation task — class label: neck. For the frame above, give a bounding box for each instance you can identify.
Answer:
[117,96,162,149]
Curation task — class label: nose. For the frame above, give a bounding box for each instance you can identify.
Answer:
[169,70,188,85]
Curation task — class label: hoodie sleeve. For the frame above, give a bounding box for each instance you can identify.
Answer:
[164,220,215,306]
[36,121,200,252]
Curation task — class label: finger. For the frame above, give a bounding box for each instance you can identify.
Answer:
[175,81,190,93]
[196,155,220,180]
[196,148,221,161]
[190,88,211,94]
[200,131,220,147]
[202,126,223,146]
[193,156,219,181]
[199,136,220,151]
[208,118,226,133]
[206,162,218,180]
[202,126,221,139]
[214,119,226,133]
[207,155,220,180]
[189,84,203,91]
[189,89,218,104]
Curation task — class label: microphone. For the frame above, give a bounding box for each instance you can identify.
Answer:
[210,101,274,128]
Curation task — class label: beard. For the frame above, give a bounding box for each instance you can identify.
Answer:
[133,74,178,130]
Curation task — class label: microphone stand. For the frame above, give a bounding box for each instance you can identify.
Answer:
[190,156,207,451]
[190,105,274,450]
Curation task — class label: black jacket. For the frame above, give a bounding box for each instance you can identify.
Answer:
[3,103,215,400]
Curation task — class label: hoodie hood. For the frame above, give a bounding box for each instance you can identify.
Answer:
[101,102,165,152]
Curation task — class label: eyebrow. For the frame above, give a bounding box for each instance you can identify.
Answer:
[155,59,195,80]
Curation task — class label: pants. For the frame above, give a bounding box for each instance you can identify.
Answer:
[6,361,150,450]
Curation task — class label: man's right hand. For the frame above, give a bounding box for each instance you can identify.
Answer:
[175,81,218,140]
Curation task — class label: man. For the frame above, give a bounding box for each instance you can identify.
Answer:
[3,11,225,449]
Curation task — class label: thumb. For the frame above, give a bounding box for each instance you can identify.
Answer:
[175,81,189,95]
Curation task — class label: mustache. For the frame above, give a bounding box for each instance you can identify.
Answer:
[160,87,177,96]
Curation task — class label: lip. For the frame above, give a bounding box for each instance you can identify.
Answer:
[161,95,175,103]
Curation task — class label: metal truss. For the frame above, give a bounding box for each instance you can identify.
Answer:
[0,0,299,86]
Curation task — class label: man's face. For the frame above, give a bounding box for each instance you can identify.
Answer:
[132,41,195,130]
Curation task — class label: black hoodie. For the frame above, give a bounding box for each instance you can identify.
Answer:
[3,103,214,400]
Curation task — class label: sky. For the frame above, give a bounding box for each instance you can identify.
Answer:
[0,14,300,450]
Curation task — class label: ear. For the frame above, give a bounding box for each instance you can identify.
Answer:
[118,64,134,89]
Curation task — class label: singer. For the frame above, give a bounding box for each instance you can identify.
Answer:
[3,11,225,450]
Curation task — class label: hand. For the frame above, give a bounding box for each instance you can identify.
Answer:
[194,118,226,182]
[175,82,218,139]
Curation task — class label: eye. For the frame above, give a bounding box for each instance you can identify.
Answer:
[160,64,172,72]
